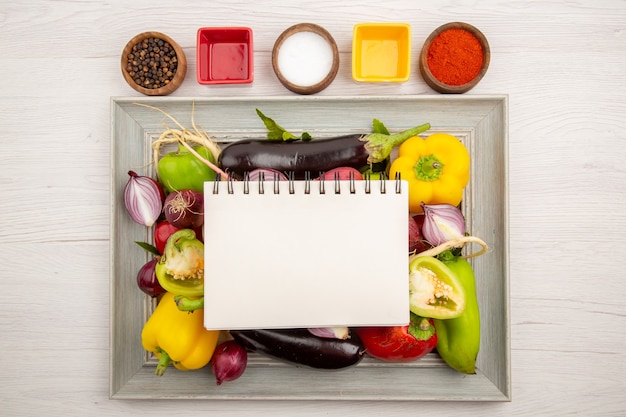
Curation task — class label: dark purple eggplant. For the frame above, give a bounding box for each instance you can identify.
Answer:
[218,123,431,180]
[219,134,367,179]
[230,328,365,370]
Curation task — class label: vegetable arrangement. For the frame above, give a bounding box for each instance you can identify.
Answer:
[122,104,489,386]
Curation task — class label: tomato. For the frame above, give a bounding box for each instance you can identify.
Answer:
[355,313,437,362]
[154,221,180,254]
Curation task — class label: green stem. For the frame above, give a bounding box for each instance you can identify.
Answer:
[414,154,444,181]
[177,142,189,154]
[407,313,436,341]
[174,295,204,312]
[437,249,458,263]
[362,122,431,164]
[155,347,171,376]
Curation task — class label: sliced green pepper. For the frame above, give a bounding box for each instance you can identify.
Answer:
[408,255,465,320]
[433,250,480,374]
[157,143,216,193]
[155,229,204,297]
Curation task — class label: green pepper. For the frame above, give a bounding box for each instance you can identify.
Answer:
[157,143,216,193]
[155,229,204,297]
[433,250,480,374]
[408,255,466,320]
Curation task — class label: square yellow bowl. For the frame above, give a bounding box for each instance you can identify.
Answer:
[352,23,411,82]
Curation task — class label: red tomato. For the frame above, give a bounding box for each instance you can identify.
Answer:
[355,314,437,362]
[154,221,180,254]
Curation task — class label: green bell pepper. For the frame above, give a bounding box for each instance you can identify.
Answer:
[408,255,466,320]
[433,250,480,374]
[155,229,204,297]
[157,143,216,193]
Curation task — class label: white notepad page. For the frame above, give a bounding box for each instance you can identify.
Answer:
[203,178,409,330]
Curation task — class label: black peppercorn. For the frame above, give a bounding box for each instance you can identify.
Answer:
[126,36,178,90]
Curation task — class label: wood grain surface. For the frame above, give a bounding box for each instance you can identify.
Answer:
[1,0,625,416]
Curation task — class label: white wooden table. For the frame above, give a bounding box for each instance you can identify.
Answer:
[1,1,625,415]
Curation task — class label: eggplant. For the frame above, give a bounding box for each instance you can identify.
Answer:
[218,123,431,180]
[218,134,367,179]
[230,328,365,370]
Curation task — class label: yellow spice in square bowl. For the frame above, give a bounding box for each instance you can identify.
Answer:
[352,23,411,82]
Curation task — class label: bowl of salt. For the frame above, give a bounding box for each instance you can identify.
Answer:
[271,23,339,95]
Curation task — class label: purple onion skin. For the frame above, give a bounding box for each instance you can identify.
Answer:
[247,168,288,182]
[212,340,248,385]
[421,203,466,246]
[408,215,421,252]
[307,327,350,340]
[136,258,166,297]
[124,171,165,227]
[163,189,204,229]
[408,214,433,254]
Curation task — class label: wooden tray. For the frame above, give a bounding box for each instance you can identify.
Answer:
[110,95,510,401]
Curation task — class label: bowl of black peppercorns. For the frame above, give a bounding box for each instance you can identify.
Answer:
[121,31,187,96]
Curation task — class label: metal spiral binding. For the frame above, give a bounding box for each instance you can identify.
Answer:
[288,171,295,194]
[214,170,402,194]
[380,171,387,194]
[364,171,371,194]
[350,170,356,194]
[304,171,311,194]
[212,175,220,194]
[227,173,235,194]
[243,172,250,194]
[395,171,402,194]
[273,171,280,194]
[258,172,264,194]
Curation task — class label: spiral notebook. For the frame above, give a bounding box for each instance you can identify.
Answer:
[202,175,409,330]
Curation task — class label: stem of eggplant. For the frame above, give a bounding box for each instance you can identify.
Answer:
[363,123,431,163]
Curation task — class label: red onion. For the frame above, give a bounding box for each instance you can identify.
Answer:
[163,189,204,229]
[408,214,421,252]
[307,327,350,340]
[136,258,165,297]
[316,167,363,181]
[410,214,433,254]
[211,340,248,385]
[247,168,288,181]
[409,214,433,254]
[421,202,466,246]
[124,171,164,227]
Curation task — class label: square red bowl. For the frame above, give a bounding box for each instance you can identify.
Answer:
[196,27,253,84]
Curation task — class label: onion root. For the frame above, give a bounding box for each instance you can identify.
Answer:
[134,102,229,180]
[409,236,489,262]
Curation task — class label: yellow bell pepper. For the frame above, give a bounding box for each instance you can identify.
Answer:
[389,133,470,213]
[141,292,220,376]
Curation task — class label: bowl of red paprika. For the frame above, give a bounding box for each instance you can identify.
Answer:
[419,22,490,94]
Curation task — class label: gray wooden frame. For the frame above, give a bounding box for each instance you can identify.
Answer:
[110,95,509,401]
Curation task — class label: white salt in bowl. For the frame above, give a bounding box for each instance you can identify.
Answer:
[271,23,340,95]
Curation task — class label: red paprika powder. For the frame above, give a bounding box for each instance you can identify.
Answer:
[426,28,484,86]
